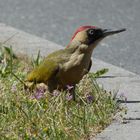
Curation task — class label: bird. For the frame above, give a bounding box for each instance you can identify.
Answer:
[26,25,126,92]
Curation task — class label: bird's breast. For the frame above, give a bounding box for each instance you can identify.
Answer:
[58,52,91,86]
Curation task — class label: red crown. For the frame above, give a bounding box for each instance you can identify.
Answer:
[71,26,96,41]
[66,25,96,48]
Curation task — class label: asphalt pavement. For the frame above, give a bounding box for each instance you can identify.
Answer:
[0,0,140,74]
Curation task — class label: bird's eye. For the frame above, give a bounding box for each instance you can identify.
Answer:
[88,29,95,35]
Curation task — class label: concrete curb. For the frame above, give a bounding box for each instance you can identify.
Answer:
[0,23,140,140]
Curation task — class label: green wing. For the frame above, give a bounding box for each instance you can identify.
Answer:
[27,58,59,83]
[26,47,76,83]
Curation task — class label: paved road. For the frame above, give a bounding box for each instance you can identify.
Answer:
[0,0,140,74]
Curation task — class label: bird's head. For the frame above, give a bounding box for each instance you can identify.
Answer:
[67,25,126,49]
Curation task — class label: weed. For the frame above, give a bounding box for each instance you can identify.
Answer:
[0,45,125,140]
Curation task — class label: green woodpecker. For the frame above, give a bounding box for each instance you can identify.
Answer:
[26,26,126,92]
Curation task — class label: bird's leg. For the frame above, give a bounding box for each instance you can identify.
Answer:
[72,86,76,101]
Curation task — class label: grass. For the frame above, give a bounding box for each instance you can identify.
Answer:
[0,45,125,140]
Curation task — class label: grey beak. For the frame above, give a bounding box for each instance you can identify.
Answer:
[102,28,126,37]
